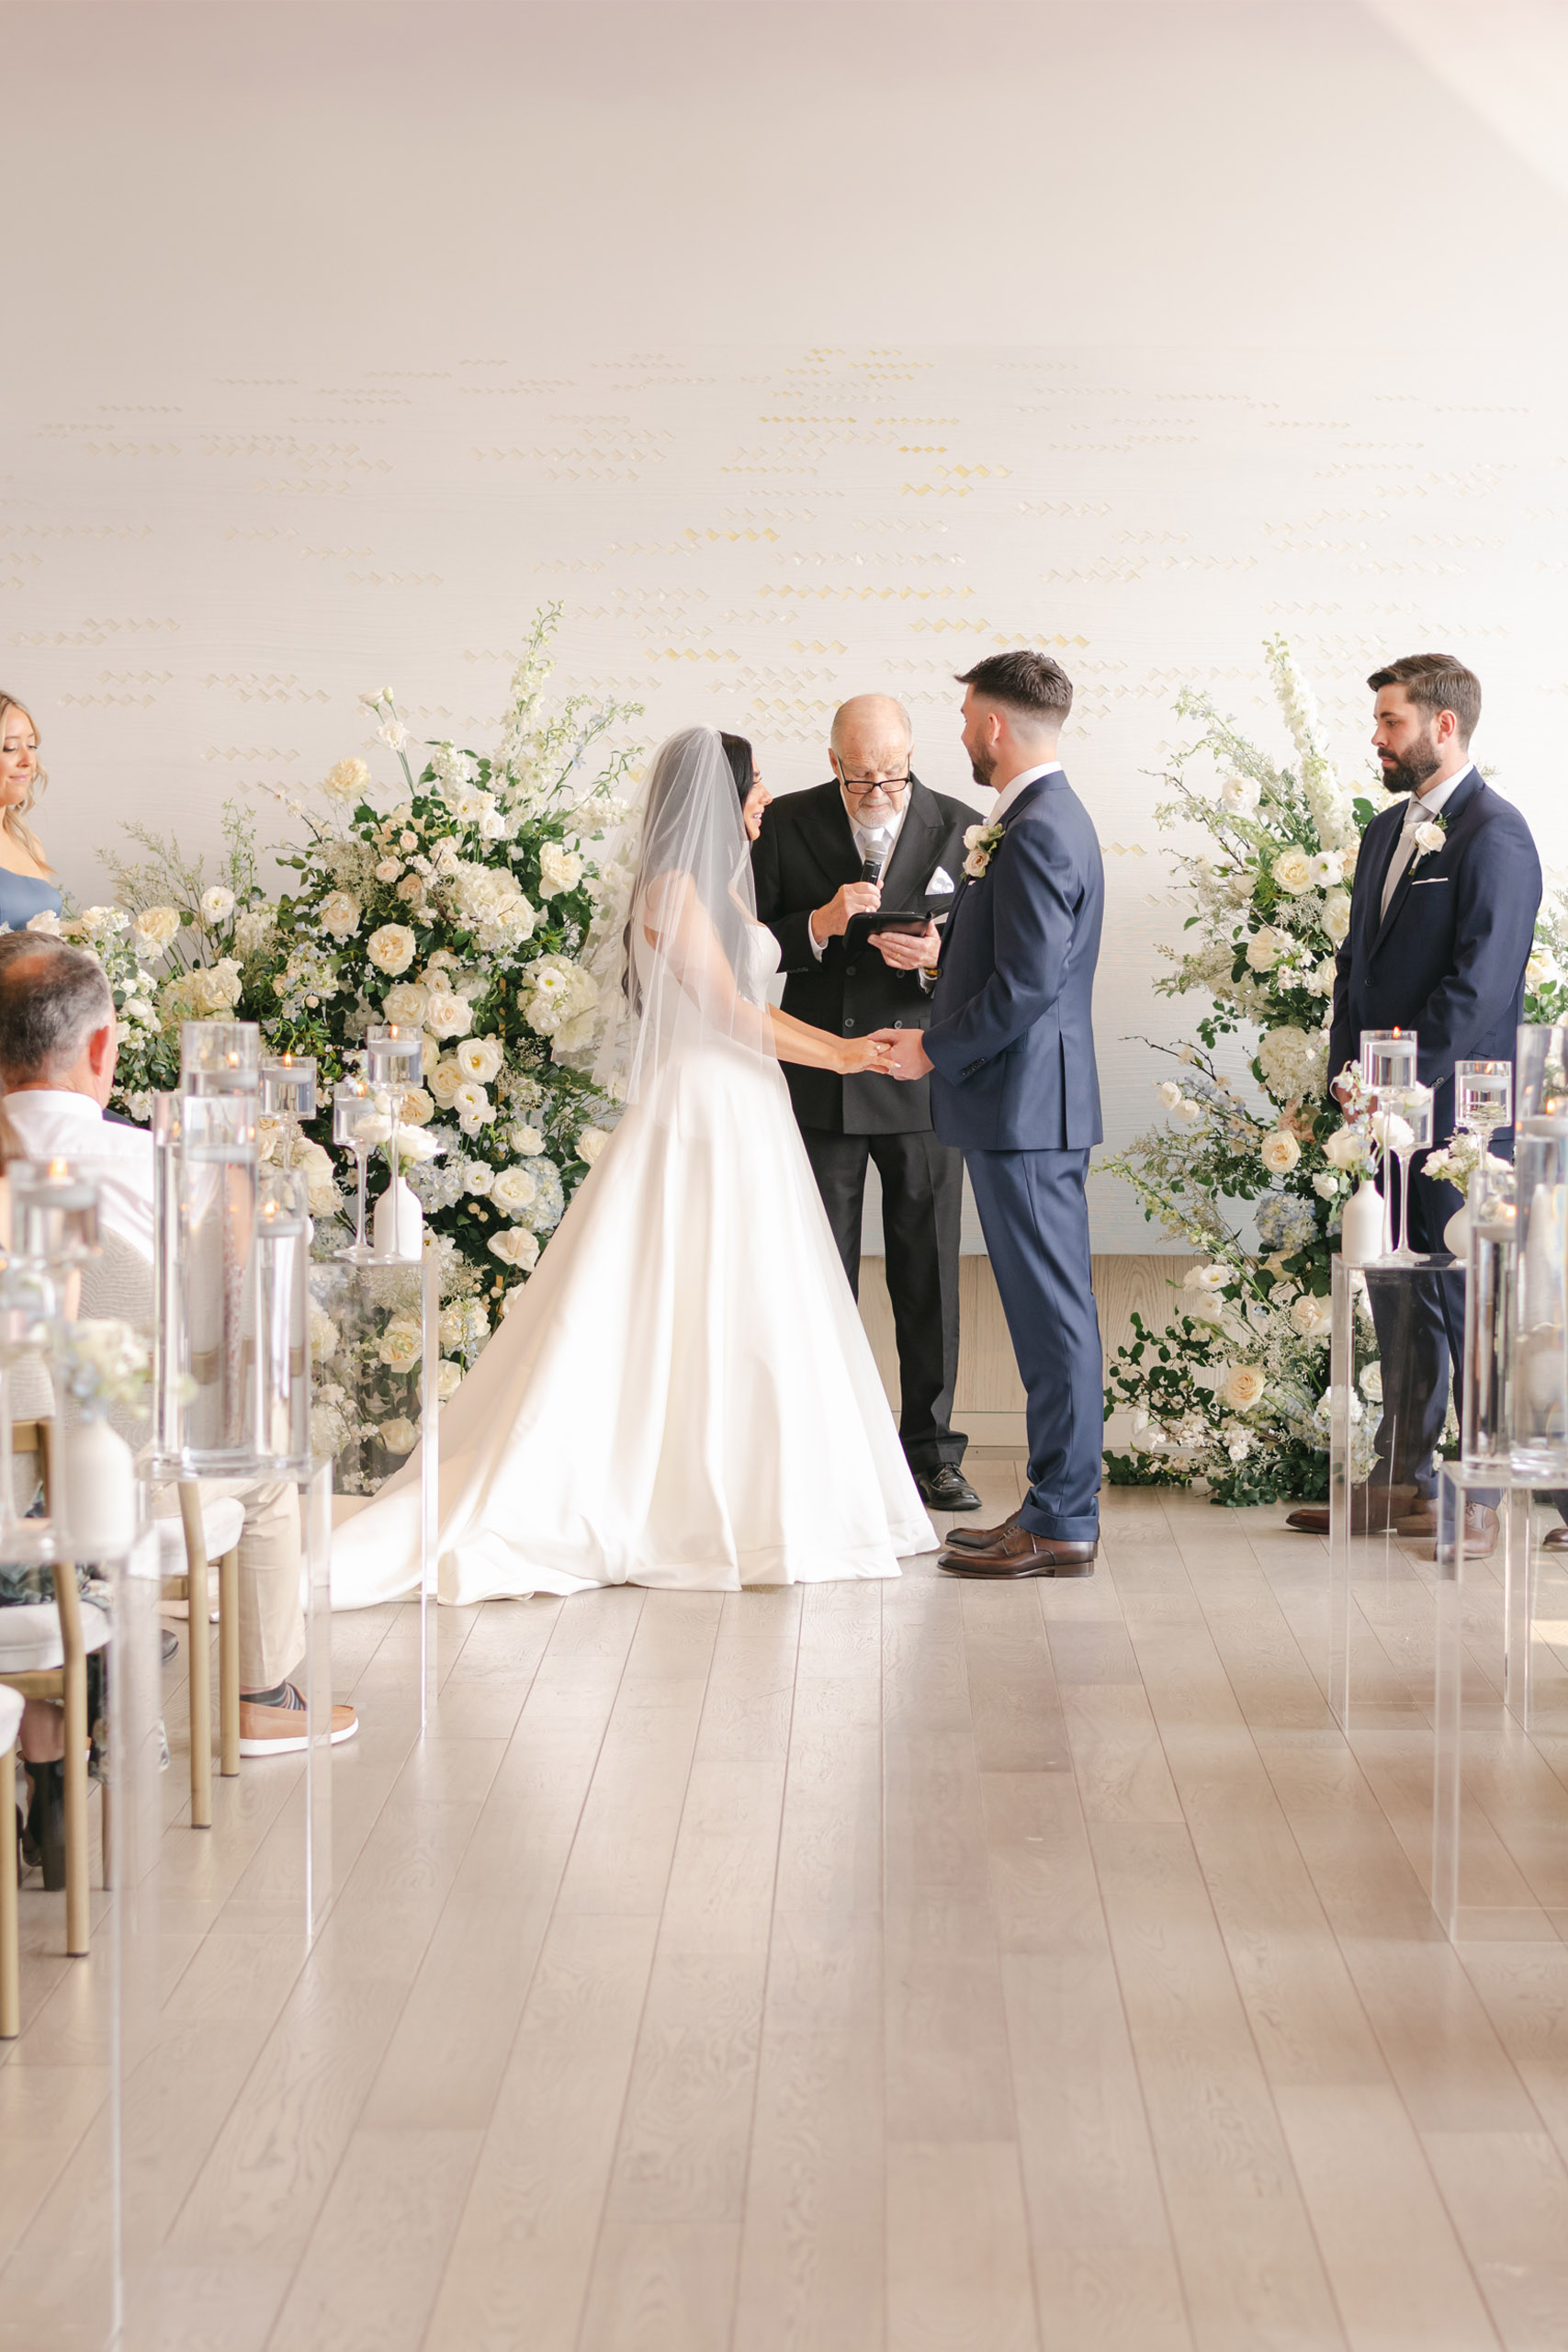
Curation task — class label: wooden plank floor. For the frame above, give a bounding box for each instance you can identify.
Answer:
[7,1480,1568,2350]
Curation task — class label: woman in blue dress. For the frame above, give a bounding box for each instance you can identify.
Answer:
[0,693,62,932]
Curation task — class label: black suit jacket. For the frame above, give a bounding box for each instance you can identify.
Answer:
[1327,765,1541,1145]
[751,774,975,1134]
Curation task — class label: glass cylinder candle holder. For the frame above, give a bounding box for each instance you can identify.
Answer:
[1511,1026,1568,1474]
[149,1093,183,1462]
[332,1075,382,1261]
[248,1166,311,1468]
[9,1159,101,1272]
[365,1025,423,1232]
[180,1020,260,1097]
[0,1250,60,1560]
[1360,1028,1419,1098]
[178,1044,260,1471]
[259,1054,318,1123]
[1463,1159,1516,1468]
[1455,1057,1512,1139]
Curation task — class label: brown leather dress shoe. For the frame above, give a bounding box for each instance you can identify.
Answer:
[1285,1483,1420,1537]
[939,1526,1097,1577]
[1542,1525,1568,1550]
[942,1508,1024,1552]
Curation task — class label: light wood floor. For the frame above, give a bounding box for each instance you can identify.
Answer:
[7,1476,1568,2350]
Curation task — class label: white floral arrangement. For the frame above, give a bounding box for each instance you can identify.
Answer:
[57,1317,152,1419]
[1103,637,1562,1507]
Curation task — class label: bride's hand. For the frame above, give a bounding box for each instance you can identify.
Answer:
[839,1035,893,1075]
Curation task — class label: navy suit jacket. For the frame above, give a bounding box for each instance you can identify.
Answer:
[924,768,1104,1152]
[1327,766,1541,1145]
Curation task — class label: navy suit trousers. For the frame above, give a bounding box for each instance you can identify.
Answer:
[964,1145,1101,1542]
[1365,1159,1465,1496]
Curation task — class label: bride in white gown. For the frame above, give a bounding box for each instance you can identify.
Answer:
[331,724,938,1607]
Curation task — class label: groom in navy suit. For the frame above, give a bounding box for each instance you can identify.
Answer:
[1288,651,1540,1540]
[874,650,1104,1576]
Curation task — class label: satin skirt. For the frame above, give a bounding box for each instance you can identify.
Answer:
[330,1040,937,1606]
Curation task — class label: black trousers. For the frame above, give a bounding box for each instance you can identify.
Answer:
[1365,1159,1465,1497]
[798,1125,966,1473]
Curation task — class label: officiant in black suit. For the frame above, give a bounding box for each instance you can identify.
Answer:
[750,694,980,1513]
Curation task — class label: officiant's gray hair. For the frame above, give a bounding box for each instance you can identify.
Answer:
[0,933,115,1080]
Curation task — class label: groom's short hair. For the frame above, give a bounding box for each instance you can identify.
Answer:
[956,650,1073,728]
[1367,652,1481,746]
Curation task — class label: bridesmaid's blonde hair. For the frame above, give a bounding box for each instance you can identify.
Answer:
[0,693,54,876]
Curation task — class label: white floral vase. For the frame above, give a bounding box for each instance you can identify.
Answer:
[1443,1200,1469,1256]
[372,1175,424,1261]
[1340,1179,1385,1269]
[63,1416,137,1555]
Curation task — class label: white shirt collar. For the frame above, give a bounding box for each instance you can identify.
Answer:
[840,785,908,861]
[1402,763,1472,827]
[4,1088,107,1126]
[990,761,1063,824]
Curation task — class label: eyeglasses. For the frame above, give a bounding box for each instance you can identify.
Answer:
[839,775,911,798]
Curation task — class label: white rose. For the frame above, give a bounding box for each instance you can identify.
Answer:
[376,859,403,885]
[378,718,409,752]
[537,841,584,899]
[577,1125,609,1164]
[1220,775,1261,816]
[1359,1363,1383,1403]
[435,1360,464,1404]
[488,1227,540,1271]
[1371,1110,1415,1154]
[233,908,273,957]
[423,988,475,1041]
[1289,1292,1333,1338]
[1156,1080,1183,1107]
[456,1034,504,1084]
[397,874,427,908]
[1183,1262,1230,1291]
[379,1316,423,1371]
[382,981,429,1025]
[1169,1100,1203,1129]
[1324,1126,1368,1171]
[1321,889,1351,944]
[462,1159,495,1195]
[1414,820,1446,856]
[322,757,370,804]
[367,922,417,975]
[25,909,65,937]
[491,1163,540,1216]
[379,1415,418,1454]
[400,1086,435,1127]
[1272,848,1313,895]
[1306,853,1339,888]
[1312,1170,1339,1200]
[79,904,128,937]
[1259,1130,1301,1174]
[199,887,236,924]
[133,905,182,949]
[320,890,362,938]
[453,1079,495,1132]
[1246,926,1291,972]
[429,1060,465,1106]
[510,1122,545,1156]
[310,1308,338,1366]
[1217,1363,1268,1412]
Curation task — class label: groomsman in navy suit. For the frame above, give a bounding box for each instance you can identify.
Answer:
[1286,652,1540,1543]
[874,651,1105,1576]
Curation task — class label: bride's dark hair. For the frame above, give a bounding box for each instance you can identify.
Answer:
[719,731,755,805]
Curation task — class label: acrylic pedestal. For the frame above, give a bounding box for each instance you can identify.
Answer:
[1431,1464,1568,1941]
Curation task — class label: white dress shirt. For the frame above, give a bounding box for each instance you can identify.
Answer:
[1379,763,1472,918]
[989,760,1064,824]
[808,786,911,958]
[3,1089,155,1261]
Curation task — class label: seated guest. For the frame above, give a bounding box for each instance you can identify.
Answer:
[0,691,64,933]
[0,933,357,1754]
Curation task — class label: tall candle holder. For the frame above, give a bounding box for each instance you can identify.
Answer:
[1510,1023,1568,1476]
[364,1023,423,1261]
[175,1020,261,1472]
[248,1166,311,1467]
[332,1073,380,1261]
[259,1053,318,1162]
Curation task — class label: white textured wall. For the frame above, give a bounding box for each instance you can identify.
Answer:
[6,0,1568,1247]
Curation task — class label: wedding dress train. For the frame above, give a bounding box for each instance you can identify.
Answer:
[330,924,937,1608]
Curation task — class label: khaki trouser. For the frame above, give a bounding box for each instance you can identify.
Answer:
[152,1477,303,1690]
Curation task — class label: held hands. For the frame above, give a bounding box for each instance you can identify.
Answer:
[811,878,881,944]
[873,920,942,972]
[840,1035,896,1075]
[866,1028,933,1081]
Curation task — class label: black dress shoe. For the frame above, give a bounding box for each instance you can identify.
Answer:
[939,1527,1097,1577]
[915,1465,981,1511]
[25,1758,66,1891]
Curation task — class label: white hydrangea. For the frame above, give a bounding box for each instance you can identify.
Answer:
[1257,1024,1325,1102]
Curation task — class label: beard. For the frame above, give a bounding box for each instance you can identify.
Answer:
[968,741,996,789]
[1380,728,1443,798]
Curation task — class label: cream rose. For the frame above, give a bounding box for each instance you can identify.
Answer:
[379,1415,418,1454]
[1271,848,1313,895]
[1289,1292,1333,1338]
[435,1360,464,1405]
[1246,926,1292,972]
[378,1316,423,1371]
[133,905,182,949]
[1169,1099,1203,1129]
[577,1125,609,1164]
[1156,1080,1182,1107]
[382,980,429,1025]
[320,890,362,938]
[200,887,236,924]
[400,1086,435,1127]
[429,1058,465,1107]
[1220,775,1260,816]
[453,1080,495,1132]
[537,842,584,899]
[487,1227,540,1271]
[1323,1125,1368,1171]
[491,1163,541,1216]
[423,988,475,1041]
[1321,889,1351,944]
[367,922,417,975]
[509,1122,545,1156]
[322,755,371,803]
[456,1035,504,1084]
[1259,1130,1301,1174]
[1218,1363,1268,1412]
[1414,820,1446,857]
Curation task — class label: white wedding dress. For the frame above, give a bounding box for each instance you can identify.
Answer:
[331,912,937,1609]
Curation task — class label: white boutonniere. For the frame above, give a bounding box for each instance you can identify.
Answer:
[963,821,1004,879]
[1411,809,1449,866]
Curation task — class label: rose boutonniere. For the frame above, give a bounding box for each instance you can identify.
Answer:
[1410,809,1449,866]
[963,821,1004,879]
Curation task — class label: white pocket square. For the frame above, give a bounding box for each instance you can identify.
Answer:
[1411,876,1450,886]
[928,866,955,895]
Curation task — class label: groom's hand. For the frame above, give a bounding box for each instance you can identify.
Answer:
[873,921,942,972]
[869,1028,932,1080]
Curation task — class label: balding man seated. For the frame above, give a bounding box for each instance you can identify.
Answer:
[0,932,356,1754]
[750,695,980,1513]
